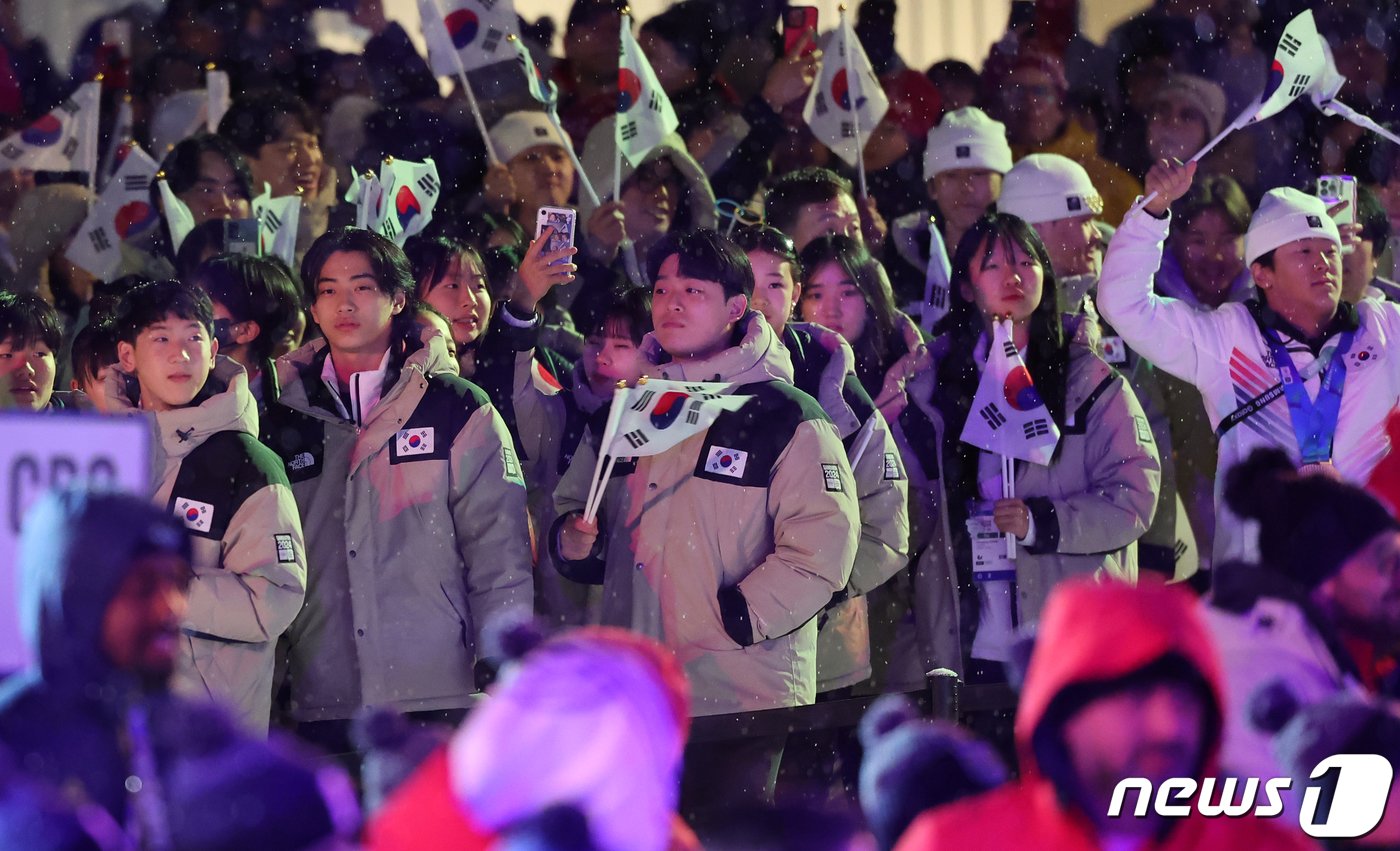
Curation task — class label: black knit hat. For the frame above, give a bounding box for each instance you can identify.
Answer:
[1226,448,1400,591]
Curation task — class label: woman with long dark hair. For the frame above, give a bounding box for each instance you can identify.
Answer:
[907,213,1160,683]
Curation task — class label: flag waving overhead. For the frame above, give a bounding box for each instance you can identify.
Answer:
[418,0,520,75]
[599,379,751,459]
[375,157,441,245]
[253,183,301,265]
[0,82,100,175]
[959,319,1060,466]
[801,13,888,168]
[66,143,159,279]
[616,14,678,167]
[1246,9,1325,126]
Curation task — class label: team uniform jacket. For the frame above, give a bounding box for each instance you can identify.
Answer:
[782,323,909,692]
[261,333,532,722]
[1098,208,1400,566]
[107,358,307,733]
[552,313,860,715]
[907,342,1160,675]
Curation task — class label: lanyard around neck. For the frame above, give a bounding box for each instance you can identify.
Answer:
[1259,324,1356,465]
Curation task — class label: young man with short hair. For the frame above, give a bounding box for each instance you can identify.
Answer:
[485,111,577,236]
[1098,159,1400,567]
[0,291,59,411]
[553,228,860,811]
[69,319,120,412]
[764,167,886,253]
[108,279,307,733]
[262,227,532,750]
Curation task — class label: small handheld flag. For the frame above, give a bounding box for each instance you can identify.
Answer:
[0,82,100,176]
[959,318,1060,466]
[157,175,196,253]
[252,183,301,265]
[375,157,441,246]
[801,7,887,189]
[615,11,678,170]
[418,0,520,75]
[66,143,159,279]
[582,378,752,522]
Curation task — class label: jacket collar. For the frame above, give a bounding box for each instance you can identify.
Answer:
[1248,297,1360,354]
[321,348,391,427]
[642,311,795,385]
[106,356,258,460]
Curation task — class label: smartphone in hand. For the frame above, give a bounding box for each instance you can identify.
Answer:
[536,206,578,266]
[783,6,819,57]
[1318,174,1358,228]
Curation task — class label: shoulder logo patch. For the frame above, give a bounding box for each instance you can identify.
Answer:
[822,463,844,492]
[274,533,296,564]
[705,446,748,478]
[396,427,435,456]
[883,451,902,481]
[176,498,214,533]
[502,446,523,483]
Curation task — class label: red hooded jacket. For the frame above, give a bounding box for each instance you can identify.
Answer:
[895,578,1315,851]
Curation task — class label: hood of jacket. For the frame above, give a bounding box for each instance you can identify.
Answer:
[16,489,190,697]
[274,328,455,422]
[1015,578,1226,785]
[567,359,612,417]
[106,356,259,461]
[579,116,718,232]
[783,322,863,438]
[640,311,794,385]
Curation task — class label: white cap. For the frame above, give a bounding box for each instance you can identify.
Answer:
[1244,187,1341,266]
[488,111,567,164]
[997,154,1103,224]
[923,107,1013,182]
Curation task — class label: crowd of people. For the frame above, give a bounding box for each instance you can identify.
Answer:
[1,0,1400,848]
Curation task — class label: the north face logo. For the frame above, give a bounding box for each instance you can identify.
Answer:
[289,452,315,471]
[955,144,971,158]
[532,126,548,138]
[1306,214,1323,228]
[1067,196,1083,212]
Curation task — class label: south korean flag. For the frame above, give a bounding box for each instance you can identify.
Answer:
[959,318,1060,466]
[175,497,214,533]
[396,427,435,456]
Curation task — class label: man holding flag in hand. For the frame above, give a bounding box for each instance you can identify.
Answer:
[551,228,858,817]
[1098,157,1400,568]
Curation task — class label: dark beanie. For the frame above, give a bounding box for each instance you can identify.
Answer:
[1226,448,1399,591]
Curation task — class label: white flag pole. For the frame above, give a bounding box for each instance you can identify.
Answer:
[839,5,868,200]
[1002,452,1017,560]
[428,0,499,165]
[1320,98,1400,149]
[546,109,601,207]
[613,10,629,204]
[582,381,631,523]
[1128,110,1249,215]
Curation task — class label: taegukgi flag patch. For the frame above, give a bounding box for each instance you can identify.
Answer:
[176,498,214,533]
[706,445,748,478]
[396,427,434,456]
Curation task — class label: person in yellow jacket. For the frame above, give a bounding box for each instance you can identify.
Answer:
[107,278,307,734]
[260,228,533,755]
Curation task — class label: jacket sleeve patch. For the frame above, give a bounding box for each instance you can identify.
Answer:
[502,446,524,484]
[883,451,903,481]
[1134,415,1153,446]
[822,463,844,492]
[274,533,296,564]
[175,498,215,536]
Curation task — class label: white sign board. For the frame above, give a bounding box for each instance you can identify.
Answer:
[0,413,151,672]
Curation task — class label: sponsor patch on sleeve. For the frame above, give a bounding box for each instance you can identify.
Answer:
[822,463,844,493]
[1135,415,1154,446]
[883,451,902,481]
[274,533,296,564]
[502,446,523,484]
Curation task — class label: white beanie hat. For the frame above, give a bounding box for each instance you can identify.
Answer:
[1244,187,1341,266]
[488,111,567,164]
[923,107,1013,181]
[998,154,1103,224]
